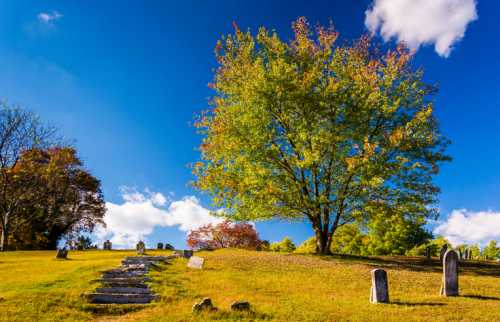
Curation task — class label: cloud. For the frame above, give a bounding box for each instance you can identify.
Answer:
[94,188,223,249]
[365,0,478,57]
[434,209,500,246]
[37,11,63,24]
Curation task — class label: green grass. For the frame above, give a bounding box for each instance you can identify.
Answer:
[0,249,499,321]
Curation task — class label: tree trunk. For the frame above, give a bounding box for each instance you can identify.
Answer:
[315,228,331,254]
[0,215,9,251]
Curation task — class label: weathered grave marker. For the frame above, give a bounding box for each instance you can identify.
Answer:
[187,256,204,269]
[439,244,448,262]
[103,240,112,250]
[136,241,146,255]
[164,243,174,250]
[157,242,164,250]
[425,246,431,259]
[440,249,459,296]
[183,250,194,258]
[370,269,389,304]
[56,248,68,259]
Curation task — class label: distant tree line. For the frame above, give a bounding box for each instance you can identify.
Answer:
[0,103,105,251]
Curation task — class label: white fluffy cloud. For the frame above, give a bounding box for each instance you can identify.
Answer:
[434,209,500,246]
[37,11,63,24]
[365,0,478,57]
[94,188,223,249]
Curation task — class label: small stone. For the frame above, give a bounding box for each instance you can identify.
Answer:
[164,243,174,250]
[370,268,389,304]
[157,242,164,250]
[187,256,204,269]
[192,297,216,313]
[56,248,68,259]
[231,300,251,311]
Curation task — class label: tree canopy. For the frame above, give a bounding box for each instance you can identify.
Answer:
[195,17,450,253]
[0,103,105,250]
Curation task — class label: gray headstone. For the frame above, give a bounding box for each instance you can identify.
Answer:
[187,256,204,269]
[231,300,251,311]
[157,242,164,250]
[370,268,389,304]
[164,243,174,250]
[136,241,146,255]
[183,250,194,258]
[56,248,68,259]
[440,249,459,296]
[192,297,216,313]
[103,240,112,250]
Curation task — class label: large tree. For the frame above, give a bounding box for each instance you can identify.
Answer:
[194,18,450,254]
[0,104,56,251]
[8,147,106,249]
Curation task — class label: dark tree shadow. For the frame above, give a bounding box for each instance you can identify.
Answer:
[461,294,500,301]
[321,254,500,277]
[390,301,445,307]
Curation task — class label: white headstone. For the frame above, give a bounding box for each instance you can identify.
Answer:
[187,256,205,269]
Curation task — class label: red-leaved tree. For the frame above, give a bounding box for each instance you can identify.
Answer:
[187,220,261,250]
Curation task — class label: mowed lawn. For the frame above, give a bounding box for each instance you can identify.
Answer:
[0,249,499,321]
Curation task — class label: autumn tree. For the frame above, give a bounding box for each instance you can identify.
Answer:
[0,104,57,251]
[8,148,106,249]
[187,220,261,250]
[194,18,450,254]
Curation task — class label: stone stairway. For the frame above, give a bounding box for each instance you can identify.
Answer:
[85,255,175,304]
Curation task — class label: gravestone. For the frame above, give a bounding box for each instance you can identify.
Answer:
[370,269,389,304]
[183,250,194,258]
[440,249,459,296]
[192,297,216,313]
[56,248,68,259]
[136,241,146,255]
[103,240,112,250]
[164,243,174,250]
[231,300,251,311]
[187,256,204,269]
[439,244,448,262]
[157,242,164,250]
[424,246,431,259]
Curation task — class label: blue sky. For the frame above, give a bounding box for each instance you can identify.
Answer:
[0,1,499,248]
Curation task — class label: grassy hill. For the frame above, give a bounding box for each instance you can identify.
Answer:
[0,249,499,321]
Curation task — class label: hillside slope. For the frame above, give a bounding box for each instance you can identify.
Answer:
[0,249,499,321]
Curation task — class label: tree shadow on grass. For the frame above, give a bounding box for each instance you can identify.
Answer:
[390,301,445,307]
[461,294,500,301]
[322,254,500,277]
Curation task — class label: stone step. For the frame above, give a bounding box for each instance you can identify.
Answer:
[95,287,153,294]
[86,293,156,304]
[99,280,148,288]
[99,277,150,283]
[102,272,146,279]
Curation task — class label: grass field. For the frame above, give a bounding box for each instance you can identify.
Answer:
[0,249,499,321]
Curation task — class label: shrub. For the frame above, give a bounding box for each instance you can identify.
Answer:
[187,220,261,250]
[270,237,296,253]
[295,237,317,254]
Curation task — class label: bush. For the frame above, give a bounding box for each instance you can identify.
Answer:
[257,240,270,251]
[270,237,296,253]
[295,237,317,254]
[187,220,261,250]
